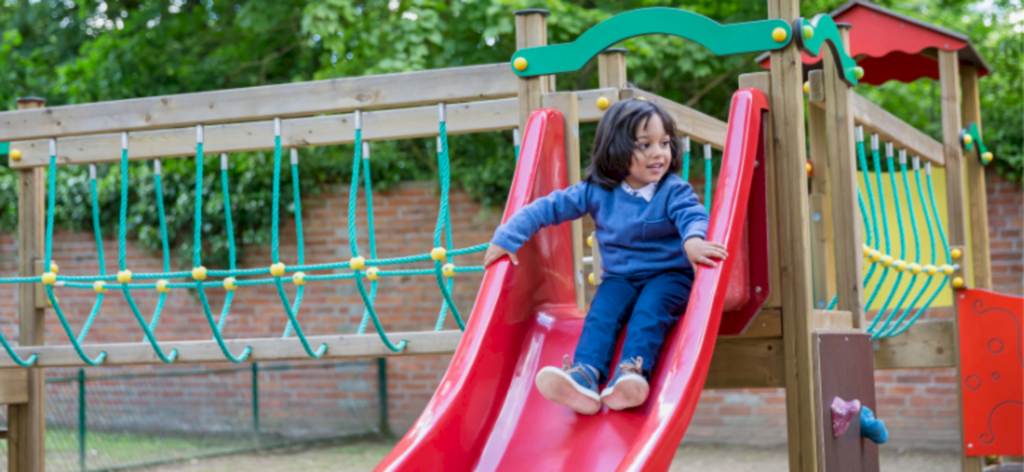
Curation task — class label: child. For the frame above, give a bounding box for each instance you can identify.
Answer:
[482,99,727,415]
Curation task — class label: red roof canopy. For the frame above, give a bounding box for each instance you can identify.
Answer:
[756,0,990,85]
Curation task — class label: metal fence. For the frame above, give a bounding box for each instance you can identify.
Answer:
[0,359,388,472]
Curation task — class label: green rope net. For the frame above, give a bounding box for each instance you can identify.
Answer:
[0,104,489,367]
[825,126,956,339]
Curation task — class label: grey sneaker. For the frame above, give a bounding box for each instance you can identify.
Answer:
[535,355,602,415]
[600,356,649,411]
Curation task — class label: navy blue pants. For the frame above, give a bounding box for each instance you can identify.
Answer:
[573,269,694,383]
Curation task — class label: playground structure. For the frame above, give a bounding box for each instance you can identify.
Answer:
[0,0,1020,471]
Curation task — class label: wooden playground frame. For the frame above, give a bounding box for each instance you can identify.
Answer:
[0,1,996,471]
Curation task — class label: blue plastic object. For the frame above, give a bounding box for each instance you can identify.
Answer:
[860,406,888,444]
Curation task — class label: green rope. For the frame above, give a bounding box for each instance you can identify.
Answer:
[215,156,238,333]
[77,170,106,342]
[280,149,307,338]
[433,111,466,331]
[356,142,379,335]
[866,145,907,332]
[142,162,170,337]
[863,136,892,310]
[870,153,922,338]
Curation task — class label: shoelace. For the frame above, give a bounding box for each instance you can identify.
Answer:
[562,355,597,389]
[618,356,644,375]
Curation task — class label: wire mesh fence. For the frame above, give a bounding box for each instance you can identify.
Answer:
[0,359,384,472]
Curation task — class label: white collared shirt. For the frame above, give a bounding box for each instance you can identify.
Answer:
[620,181,658,202]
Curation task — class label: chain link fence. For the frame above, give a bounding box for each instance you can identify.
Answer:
[0,359,386,472]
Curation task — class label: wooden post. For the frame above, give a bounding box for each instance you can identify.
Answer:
[515,9,553,132]
[806,71,833,310]
[960,65,990,290]
[543,92,586,311]
[11,97,47,472]
[823,25,865,326]
[598,48,628,90]
[765,0,819,469]
[939,50,985,472]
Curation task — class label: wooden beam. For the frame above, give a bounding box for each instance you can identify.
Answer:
[960,65,991,290]
[705,337,785,389]
[807,70,833,310]
[732,309,854,339]
[516,9,553,131]
[0,64,518,142]
[543,92,586,311]
[617,89,727,149]
[810,93,945,166]
[0,370,29,404]
[766,0,819,468]
[823,39,866,328]
[0,331,464,369]
[598,49,628,90]
[872,319,955,369]
[739,73,782,310]
[11,89,619,168]
[13,97,47,472]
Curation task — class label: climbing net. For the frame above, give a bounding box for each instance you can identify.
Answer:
[0,103,489,367]
[827,125,985,339]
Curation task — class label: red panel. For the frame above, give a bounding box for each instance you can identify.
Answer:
[957,289,1024,457]
[376,89,769,472]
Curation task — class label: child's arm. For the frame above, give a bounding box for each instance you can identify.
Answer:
[667,181,727,267]
[486,182,590,267]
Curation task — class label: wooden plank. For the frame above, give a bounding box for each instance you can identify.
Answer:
[823,41,866,328]
[598,49,628,90]
[813,332,880,472]
[0,64,518,142]
[733,309,853,339]
[960,66,991,290]
[11,89,619,168]
[617,89,727,150]
[0,370,29,404]
[543,92,586,311]
[766,0,819,468]
[705,337,785,389]
[516,10,553,131]
[808,95,944,166]
[807,70,835,309]
[738,73,781,310]
[0,331,464,369]
[872,319,955,369]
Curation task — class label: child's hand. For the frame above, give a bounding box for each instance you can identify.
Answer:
[684,237,728,268]
[483,243,518,268]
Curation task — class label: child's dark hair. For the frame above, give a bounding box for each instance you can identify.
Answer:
[584,99,682,190]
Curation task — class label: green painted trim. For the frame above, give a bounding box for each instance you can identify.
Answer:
[510,8,791,78]
[960,122,992,165]
[794,15,860,86]
[0,142,8,155]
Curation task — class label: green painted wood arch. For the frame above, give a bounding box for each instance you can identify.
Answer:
[960,122,993,165]
[794,14,861,86]
[510,7,792,78]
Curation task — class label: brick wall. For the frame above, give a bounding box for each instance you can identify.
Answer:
[1,172,1020,448]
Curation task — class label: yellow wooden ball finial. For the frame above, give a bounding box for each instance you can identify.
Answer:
[366,266,380,281]
[270,262,286,277]
[950,248,962,259]
[596,96,610,110]
[350,256,366,270]
[42,271,57,285]
[9,149,21,161]
[963,134,973,145]
[803,82,810,94]
[293,272,306,286]
[94,281,107,294]
[588,273,595,285]
[952,277,965,288]
[772,27,788,43]
[513,57,528,72]
[806,161,813,176]
[442,263,456,278]
[117,270,133,284]
[223,277,238,291]
[192,266,207,281]
[587,235,594,248]
[982,152,993,164]
[157,279,170,293]
[431,247,447,261]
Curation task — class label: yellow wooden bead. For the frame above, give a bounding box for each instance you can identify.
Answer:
[772,27,787,42]
[94,281,106,294]
[950,248,962,259]
[192,266,207,281]
[270,262,286,277]
[869,250,882,262]
[350,256,366,270]
[863,245,871,257]
[442,263,456,278]
[806,162,813,176]
[50,261,59,273]
[881,255,893,267]
[596,96,610,110]
[908,263,921,274]
[513,57,528,71]
[924,265,938,276]
[942,265,955,275]
[117,270,133,284]
[588,273,595,285]
[47,296,57,308]
[803,82,810,94]
[587,235,594,248]
[952,277,965,288]
[223,277,238,291]
[292,272,306,286]
[963,134,973,145]
[157,279,170,293]
[366,267,379,281]
[893,260,907,272]
[430,247,447,261]
[42,272,57,285]
[9,149,21,161]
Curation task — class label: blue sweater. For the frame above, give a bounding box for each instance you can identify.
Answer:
[492,174,709,278]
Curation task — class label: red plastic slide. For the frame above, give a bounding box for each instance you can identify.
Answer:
[377,89,769,472]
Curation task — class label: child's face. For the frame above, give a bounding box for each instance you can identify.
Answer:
[624,113,671,189]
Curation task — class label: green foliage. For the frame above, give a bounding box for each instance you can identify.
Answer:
[0,0,1018,270]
